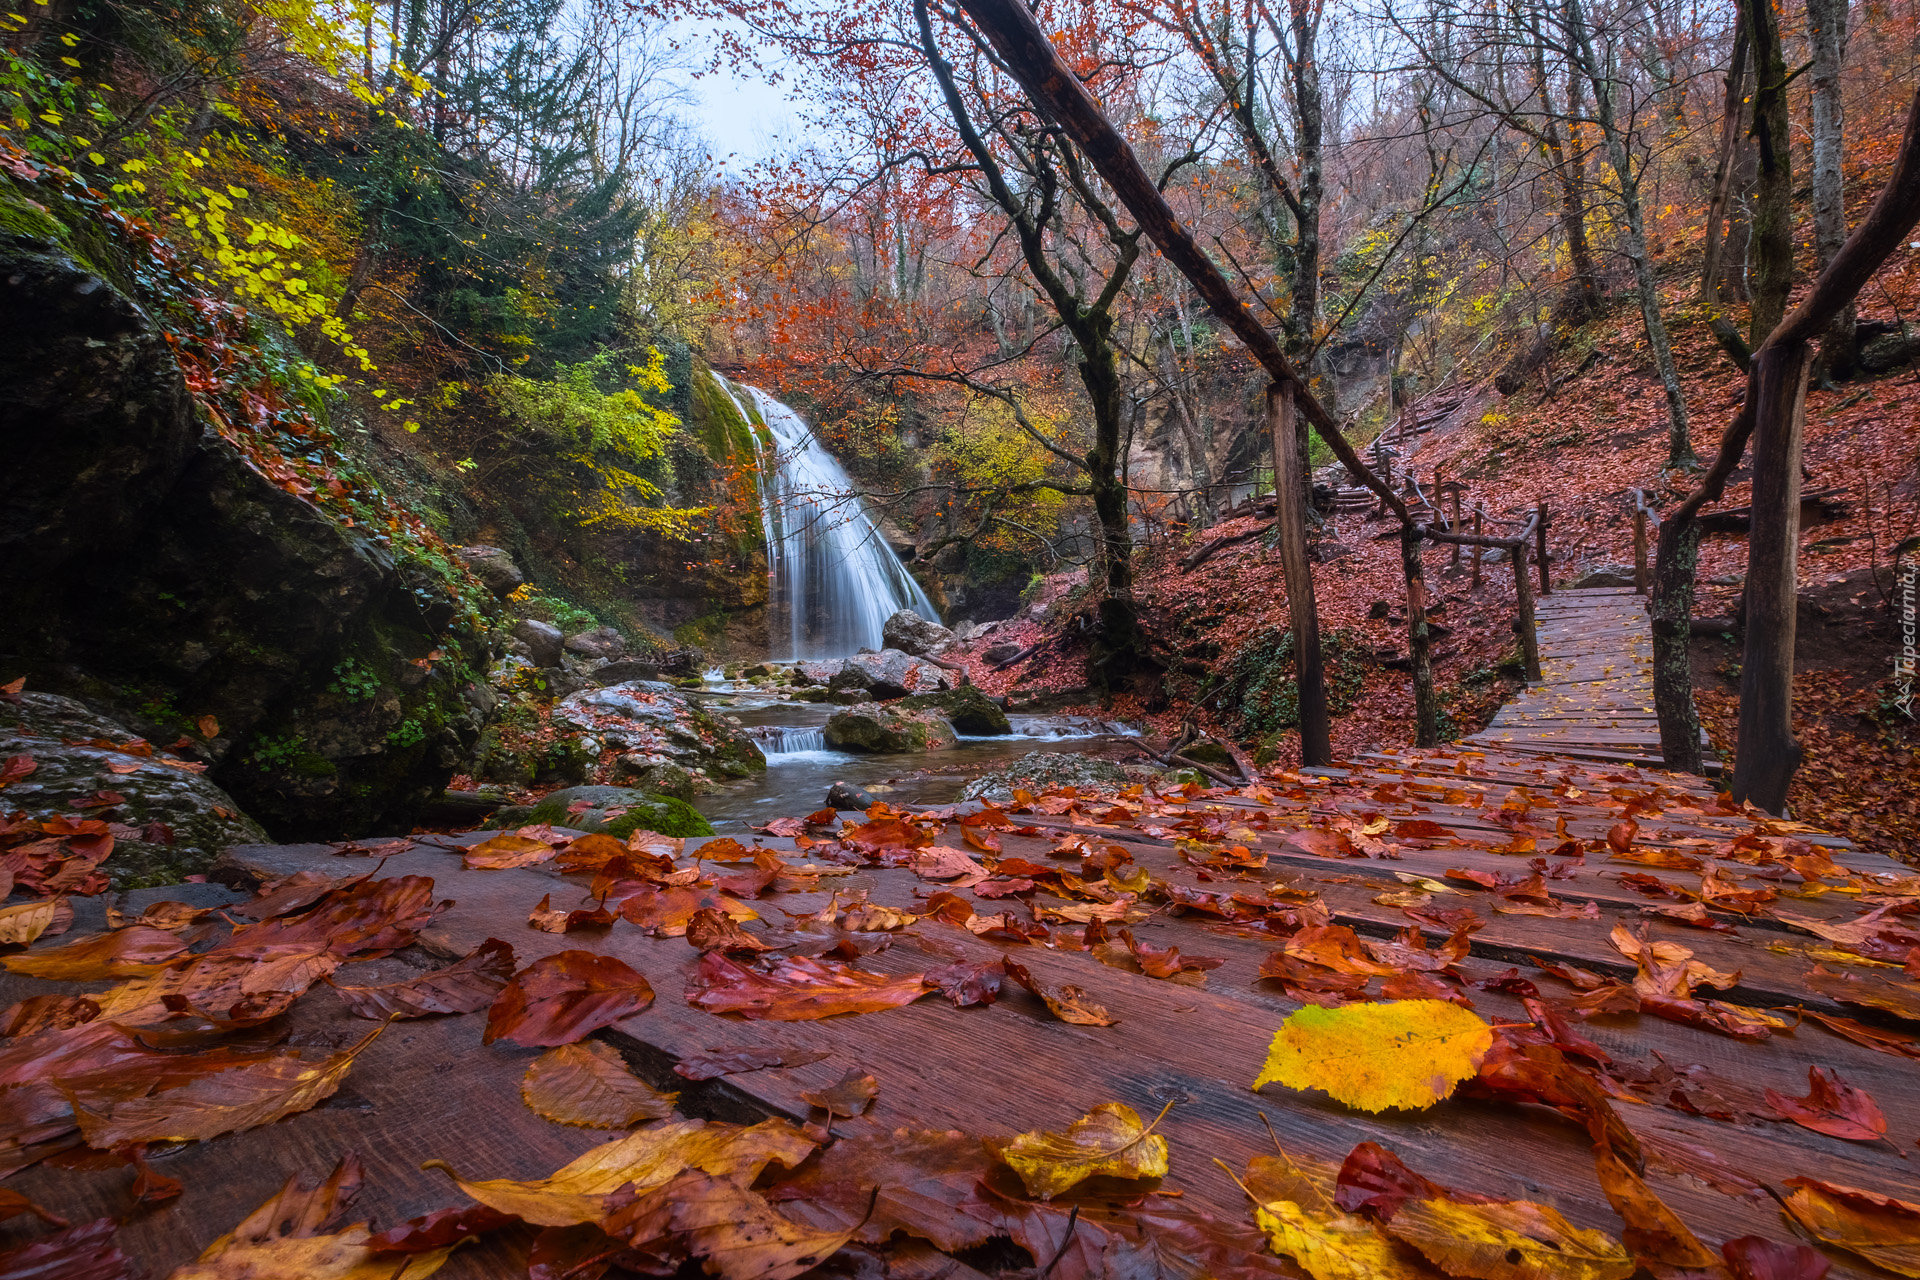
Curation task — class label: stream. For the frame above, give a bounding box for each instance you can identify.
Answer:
[685,678,1142,833]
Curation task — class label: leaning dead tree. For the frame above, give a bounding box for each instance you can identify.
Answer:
[1649,88,1920,809]
[950,0,1550,756]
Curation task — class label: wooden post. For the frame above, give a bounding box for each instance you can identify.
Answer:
[1270,382,1331,765]
[1535,499,1552,595]
[1449,484,1464,565]
[1732,343,1813,811]
[1514,534,1543,682]
[1633,505,1649,594]
[1401,525,1440,746]
[1470,505,1484,591]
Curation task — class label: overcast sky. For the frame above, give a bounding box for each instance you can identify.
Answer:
[666,20,810,167]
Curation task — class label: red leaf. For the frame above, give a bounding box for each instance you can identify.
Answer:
[1763,1067,1887,1143]
[1721,1236,1830,1280]
[484,950,655,1047]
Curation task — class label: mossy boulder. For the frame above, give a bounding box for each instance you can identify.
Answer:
[0,692,268,888]
[895,687,1011,736]
[491,785,712,838]
[823,707,957,754]
[959,752,1136,802]
[552,683,765,785]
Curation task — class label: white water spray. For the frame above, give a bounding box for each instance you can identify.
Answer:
[723,379,938,659]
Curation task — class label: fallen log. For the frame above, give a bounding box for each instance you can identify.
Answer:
[1181,524,1271,571]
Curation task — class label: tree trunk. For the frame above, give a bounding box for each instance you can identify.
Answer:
[1566,0,1695,468]
[1271,383,1331,765]
[1287,3,1325,510]
[1804,0,1854,379]
[1744,0,1794,345]
[1701,22,1750,302]
[1651,515,1708,773]
[1514,535,1542,681]
[1731,344,1811,811]
[1401,526,1439,746]
[1079,324,1150,690]
[1530,28,1600,320]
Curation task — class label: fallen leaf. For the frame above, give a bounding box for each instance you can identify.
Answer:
[619,886,758,937]
[3,926,188,978]
[368,1206,519,1254]
[1001,956,1116,1025]
[1385,1197,1635,1280]
[528,895,615,933]
[69,1021,385,1148]
[464,835,560,870]
[1764,1067,1887,1143]
[485,951,655,1047]
[763,1128,997,1251]
[994,1101,1170,1199]
[604,1169,855,1280]
[0,1219,130,1280]
[1243,1146,1426,1280]
[1800,1010,1920,1060]
[0,898,66,947]
[685,908,779,953]
[522,1040,679,1128]
[1591,1144,1723,1275]
[424,1117,816,1227]
[1253,1000,1494,1112]
[1806,966,1920,1023]
[330,938,515,1020]
[800,1069,878,1120]
[924,960,1002,1007]
[685,952,931,1021]
[1720,1236,1830,1280]
[1780,1178,1920,1277]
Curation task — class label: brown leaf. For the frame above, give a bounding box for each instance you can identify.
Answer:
[1806,966,1920,1023]
[484,951,654,1047]
[1763,1067,1887,1143]
[3,926,188,979]
[762,1129,996,1251]
[330,938,515,1020]
[686,908,779,953]
[528,894,616,934]
[925,960,1003,1006]
[221,875,442,961]
[1001,956,1116,1026]
[129,1146,184,1209]
[1591,1143,1723,1276]
[1779,1178,1920,1277]
[69,1023,385,1148]
[800,1069,878,1120]
[605,1169,856,1280]
[464,834,561,870]
[619,886,758,938]
[0,993,99,1037]
[685,952,931,1021]
[368,1206,519,1253]
[522,1040,679,1128]
[1720,1236,1830,1280]
[1800,1009,1920,1060]
[0,1218,130,1280]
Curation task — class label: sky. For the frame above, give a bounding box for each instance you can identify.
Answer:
[666,20,811,168]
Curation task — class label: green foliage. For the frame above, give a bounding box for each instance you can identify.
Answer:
[1216,627,1371,737]
[329,658,382,702]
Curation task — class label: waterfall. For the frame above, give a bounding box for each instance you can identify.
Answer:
[748,725,829,757]
[722,379,938,659]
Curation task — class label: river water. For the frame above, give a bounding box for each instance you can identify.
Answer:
[687,683,1142,833]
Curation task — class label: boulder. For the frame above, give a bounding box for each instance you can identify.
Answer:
[0,692,268,887]
[658,647,705,678]
[959,751,1134,802]
[592,658,661,685]
[895,687,1011,736]
[829,649,957,699]
[493,785,712,839]
[1859,327,1920,373]
[823,707,958,753]
[513,619,565,668]
[825,780,875,810]
[455,545,524,596]
[882,609,955,657]
[565,626,626,660]
[790,662,839,687]
[982,641,1024,666]
[0,236,493,840]
[611,755,698,801]
[553,683,766,783]
[1573,566,1636,589]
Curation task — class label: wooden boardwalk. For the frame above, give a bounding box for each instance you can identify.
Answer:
[1465,585,1716,771]
[3,740,1910,1277]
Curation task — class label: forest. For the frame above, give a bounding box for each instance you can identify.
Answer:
[0,0,1918,1270]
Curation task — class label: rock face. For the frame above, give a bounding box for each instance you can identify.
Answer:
[0,237,493,840]
[960,751,1136,802]
[894,688,1011,736]
[456,545,524,596]
[512,619,565,668]
[881,609,954,657]
[491,784,713,839]
[828,650,957,699]
[1,692,268,887]
[592,658,662,686]
[823,706,957,753]
[552,683,766,786]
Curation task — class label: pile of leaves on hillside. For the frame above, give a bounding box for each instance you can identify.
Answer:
[2,741,1919,1275]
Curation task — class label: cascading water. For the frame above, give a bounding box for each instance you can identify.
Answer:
[726,379,938,659]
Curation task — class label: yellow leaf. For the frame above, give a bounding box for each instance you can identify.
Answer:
[1240,1150,1426,1280]
[1385,1198,1636,1280]
[993,1101,1169,1200]
[1252,1000,1493,1112]
[1779,1178,1920,1277]
[0,898,63,947]
[521,1041,679,1129]
[424,1118,816,1227]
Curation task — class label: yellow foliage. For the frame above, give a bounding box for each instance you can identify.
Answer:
[1251,1000,1493,1112]
[992,1101,1170,1200]
[1385,1198,1635,1280]
[1240,1149,1426,1280]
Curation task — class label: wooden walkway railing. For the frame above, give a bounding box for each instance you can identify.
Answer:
[1464,585,1718,771]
